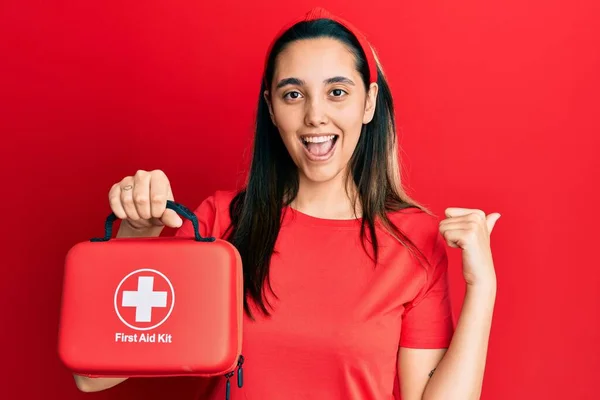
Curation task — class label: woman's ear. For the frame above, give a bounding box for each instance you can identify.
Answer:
[362,83,379,124]
[264,90,277,126]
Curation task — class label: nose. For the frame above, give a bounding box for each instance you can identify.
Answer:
[304,97,328,127]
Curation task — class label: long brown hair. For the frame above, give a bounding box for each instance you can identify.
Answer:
[225,18,433,318]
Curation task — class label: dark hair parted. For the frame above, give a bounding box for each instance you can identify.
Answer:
[224,18,433,318]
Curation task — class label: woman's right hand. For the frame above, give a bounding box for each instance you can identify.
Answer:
[108,169,183,231]
[72,169,181,392]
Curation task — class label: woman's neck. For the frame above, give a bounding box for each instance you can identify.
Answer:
[291,170,361,220]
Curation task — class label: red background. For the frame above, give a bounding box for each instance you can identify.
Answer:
[1,1,598,399]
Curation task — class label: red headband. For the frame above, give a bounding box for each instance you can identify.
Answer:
[263,7,378,88]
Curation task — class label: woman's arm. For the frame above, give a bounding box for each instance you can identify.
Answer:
[399,281,496,400]
[73,376,129,393]
[399,207,501,400]
[423,282,496,400]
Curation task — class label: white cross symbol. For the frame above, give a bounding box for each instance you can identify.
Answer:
[121,276,168,322]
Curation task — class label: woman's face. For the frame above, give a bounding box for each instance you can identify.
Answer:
[265,37,378,185]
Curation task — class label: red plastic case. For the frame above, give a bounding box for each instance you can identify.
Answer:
[57,201,244,394]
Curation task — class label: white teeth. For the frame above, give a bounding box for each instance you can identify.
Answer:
[302,135,336,143]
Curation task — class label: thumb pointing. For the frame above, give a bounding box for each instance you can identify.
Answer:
[487,213,501,233]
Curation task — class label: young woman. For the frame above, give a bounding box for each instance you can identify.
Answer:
[74,7,500,400]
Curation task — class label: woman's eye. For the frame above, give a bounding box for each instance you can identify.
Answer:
[284,91,302,100]
[331,89,347,97]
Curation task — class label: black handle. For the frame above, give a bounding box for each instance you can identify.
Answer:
[90,200,215,242]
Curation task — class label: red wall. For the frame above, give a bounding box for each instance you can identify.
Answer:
[1,1,598,399]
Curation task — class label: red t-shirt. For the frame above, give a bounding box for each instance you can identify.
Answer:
[175,190,454,399]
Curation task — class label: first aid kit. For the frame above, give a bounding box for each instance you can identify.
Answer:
[57,200,245,398]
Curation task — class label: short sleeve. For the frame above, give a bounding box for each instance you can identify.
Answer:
[399,232,454,348]
[174,194,219,239]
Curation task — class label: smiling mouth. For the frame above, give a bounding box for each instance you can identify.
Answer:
[300,134,339,157]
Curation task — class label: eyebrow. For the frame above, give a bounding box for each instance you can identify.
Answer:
[275,76,356,89]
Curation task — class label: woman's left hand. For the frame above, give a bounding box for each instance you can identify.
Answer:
[439,208,501,288]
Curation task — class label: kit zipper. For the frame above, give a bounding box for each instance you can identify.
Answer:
[224,354,244,400]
